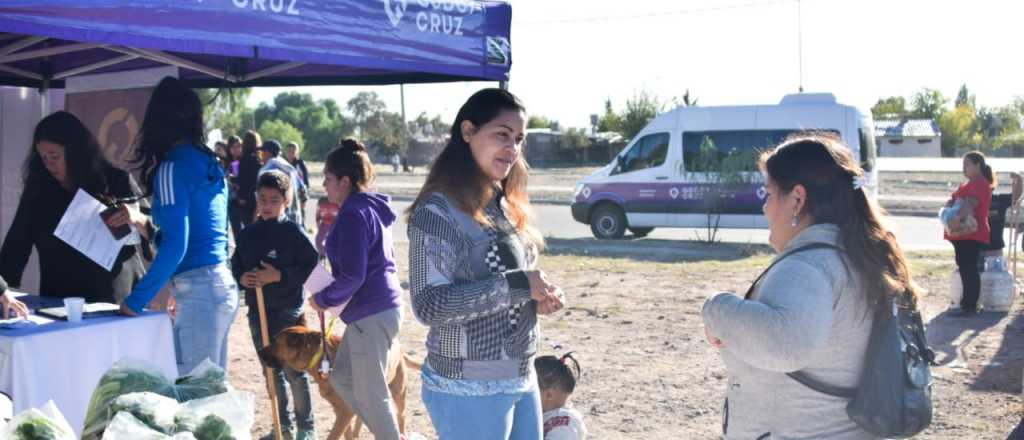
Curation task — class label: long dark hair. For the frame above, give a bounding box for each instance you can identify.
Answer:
[242,130,261,157]
[964,150,996,189]
[408,88,541,246]
[26,111,114,198]
[131,76,207,197]
[760,135,919,313]
[325,138,374,192]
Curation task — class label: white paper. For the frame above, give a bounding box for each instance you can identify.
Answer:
[303,263,349,317]
[53,189,136,271]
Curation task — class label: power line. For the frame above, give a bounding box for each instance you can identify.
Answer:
[514,0,795,26]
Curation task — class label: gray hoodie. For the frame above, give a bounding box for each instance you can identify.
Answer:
[702,224,879,440]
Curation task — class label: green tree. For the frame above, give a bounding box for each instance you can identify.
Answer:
[362,111,405,155]
[197,87,254,136]
[620,90,662,142]
[955,84,976,109]
[909,88,948,120]
[597,98,623,134]
[527,115,553,129]
[938,106,981,156]
[671,89,699,107]
[258,119,305,148]
[871,96,908,120]
[347,91,387,127]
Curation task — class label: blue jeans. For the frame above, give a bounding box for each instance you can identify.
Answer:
[170,263,239,375]
[248,308,315,432]
[422,385,542,440]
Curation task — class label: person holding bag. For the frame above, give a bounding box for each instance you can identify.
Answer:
[702,135,928,439]
[944,151,995,315]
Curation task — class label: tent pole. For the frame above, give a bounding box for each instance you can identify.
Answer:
[400,83,407,159]
[499,81,508,90]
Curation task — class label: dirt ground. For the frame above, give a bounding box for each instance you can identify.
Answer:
[227,239,1024,439]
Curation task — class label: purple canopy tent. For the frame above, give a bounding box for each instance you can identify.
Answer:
[0,0,512,89]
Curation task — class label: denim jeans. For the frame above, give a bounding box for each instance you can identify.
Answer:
[422,385,542,440]
[170,263,239,375]
[248,308,315,432]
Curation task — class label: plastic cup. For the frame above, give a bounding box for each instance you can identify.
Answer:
[64,297,85,323]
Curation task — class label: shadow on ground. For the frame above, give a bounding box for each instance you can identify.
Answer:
[544,237,774,263]
[927,308,1022,393]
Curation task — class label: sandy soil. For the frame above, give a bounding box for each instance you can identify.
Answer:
[227,240,1024,439]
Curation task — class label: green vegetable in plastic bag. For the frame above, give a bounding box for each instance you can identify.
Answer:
[172,360,230,401]
[81,360,176,440]
[2,402,76,440]
[14,415,58,440]
[191,414,235,440]
[108,392,178,434]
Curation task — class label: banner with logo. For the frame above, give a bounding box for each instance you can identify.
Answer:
[0,0,512,88]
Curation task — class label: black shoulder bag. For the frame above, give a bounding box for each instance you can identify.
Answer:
[745,243,936,439]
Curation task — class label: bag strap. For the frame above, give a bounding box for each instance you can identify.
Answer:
[744,242,843,300]
[787,371,857,398]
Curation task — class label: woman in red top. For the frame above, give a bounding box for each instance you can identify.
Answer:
[945,151,995,315]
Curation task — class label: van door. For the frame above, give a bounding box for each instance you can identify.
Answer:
[604,132,673,228]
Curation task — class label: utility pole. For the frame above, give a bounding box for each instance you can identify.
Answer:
[797,0,804,93]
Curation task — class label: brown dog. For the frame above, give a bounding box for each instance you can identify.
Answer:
[259,324,421,440]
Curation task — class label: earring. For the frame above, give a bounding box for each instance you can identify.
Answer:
[790,215,800,227]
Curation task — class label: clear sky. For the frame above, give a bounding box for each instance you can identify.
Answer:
[248,0,1024,129]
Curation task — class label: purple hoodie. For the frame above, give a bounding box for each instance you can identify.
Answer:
[314,192,402,324]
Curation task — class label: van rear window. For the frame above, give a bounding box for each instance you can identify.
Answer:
[682,129,839,172]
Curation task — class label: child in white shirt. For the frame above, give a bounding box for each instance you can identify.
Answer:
[536,353,588,440]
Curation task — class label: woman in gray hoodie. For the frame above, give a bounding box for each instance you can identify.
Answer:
[702,135,922,439]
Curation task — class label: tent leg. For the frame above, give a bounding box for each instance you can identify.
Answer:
[499,80,508,90]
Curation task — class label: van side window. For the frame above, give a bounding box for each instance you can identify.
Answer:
[683,129,840,172]
[617,132,670,174]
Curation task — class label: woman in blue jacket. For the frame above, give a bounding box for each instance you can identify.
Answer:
[120,77,238,375]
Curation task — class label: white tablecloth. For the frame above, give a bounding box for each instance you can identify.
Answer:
[0,311,177,436]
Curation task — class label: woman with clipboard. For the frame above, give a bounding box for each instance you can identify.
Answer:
[0,111,149,305]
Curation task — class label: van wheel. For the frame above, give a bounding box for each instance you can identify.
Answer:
[590,204,627,239]
[628,227,654,238]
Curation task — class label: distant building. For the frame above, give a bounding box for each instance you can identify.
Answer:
[874,118,941,157]
[525,128,564,164]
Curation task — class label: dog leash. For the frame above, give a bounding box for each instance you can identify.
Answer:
[317,310,335,375]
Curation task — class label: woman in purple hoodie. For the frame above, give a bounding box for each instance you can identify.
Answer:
[308,138,403,440]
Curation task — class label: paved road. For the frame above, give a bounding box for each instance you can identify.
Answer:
[877,157,1024,173]
[335,200,952,252]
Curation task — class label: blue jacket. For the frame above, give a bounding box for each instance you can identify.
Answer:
[124,144,229,312]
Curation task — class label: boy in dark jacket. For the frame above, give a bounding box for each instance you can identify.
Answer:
[232,170,319,440]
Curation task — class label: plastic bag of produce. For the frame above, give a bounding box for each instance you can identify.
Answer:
[1,401,75,440]
[101,412,199,440]
[172,360,231,402]
[940,200,978,236]
[101,412,170,440]
[81,359,176,440]
[175,391,254,440]
[108,392,179,434]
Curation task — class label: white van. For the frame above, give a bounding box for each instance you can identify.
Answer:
[570,93,878,239]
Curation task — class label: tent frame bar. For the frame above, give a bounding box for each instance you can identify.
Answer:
[0,36,47,56]
[0,42,99,64]
[54,53,139,80]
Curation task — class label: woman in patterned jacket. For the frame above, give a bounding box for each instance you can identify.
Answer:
[407,88,566,440]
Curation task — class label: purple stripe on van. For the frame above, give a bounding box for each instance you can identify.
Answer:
[578,182,765,214]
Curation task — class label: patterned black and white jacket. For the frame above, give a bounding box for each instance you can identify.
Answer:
[409,192,539,383]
